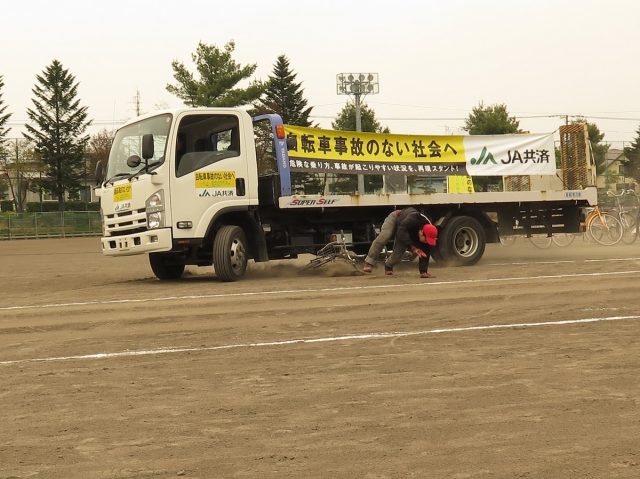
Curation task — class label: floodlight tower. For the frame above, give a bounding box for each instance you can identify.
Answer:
[336,73,379,194]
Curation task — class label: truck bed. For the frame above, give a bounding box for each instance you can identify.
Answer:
[277,187,598,209]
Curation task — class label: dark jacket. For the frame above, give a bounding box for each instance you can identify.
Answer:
[395,207,430,247]
[395,207,434,274]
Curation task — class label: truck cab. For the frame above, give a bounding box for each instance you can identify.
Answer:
[98,108,270,280]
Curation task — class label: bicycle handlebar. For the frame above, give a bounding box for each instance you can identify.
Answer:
[607,190,626,197]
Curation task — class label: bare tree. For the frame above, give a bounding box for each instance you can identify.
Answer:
[88,129,115,184]
[0,75,12,203]
[0,139,44,212]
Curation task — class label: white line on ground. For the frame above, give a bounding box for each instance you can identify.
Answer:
[1,269,639,312]
[487,257,640,266]
[586,257,640,262]
[488,260,575,265]
[1,314,639,366]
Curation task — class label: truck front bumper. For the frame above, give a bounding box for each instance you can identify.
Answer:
[101,228,173,256]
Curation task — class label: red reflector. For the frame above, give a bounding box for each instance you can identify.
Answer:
[275,124,285,139]
[177,239,190,245]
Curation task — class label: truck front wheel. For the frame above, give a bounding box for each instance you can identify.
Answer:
[436,216,486,266]
[213,225,248,282]
[149,253,185,280]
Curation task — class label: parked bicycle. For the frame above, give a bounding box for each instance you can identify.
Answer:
[606,190,637,244]
[500,233,576,248]
[620,189,640,242]
[499,217,576,248]
[585,203,624,246]
[626,190,640,242]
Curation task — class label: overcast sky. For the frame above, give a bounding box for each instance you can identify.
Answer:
[2,0,639,146]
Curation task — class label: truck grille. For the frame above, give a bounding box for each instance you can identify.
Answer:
[104,208,147,236]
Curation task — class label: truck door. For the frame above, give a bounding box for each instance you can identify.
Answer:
[170,112,249,239]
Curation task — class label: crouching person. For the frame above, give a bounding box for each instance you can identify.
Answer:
[363,207,438,278]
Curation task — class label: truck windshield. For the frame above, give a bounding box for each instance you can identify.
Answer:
[105,114,172,182]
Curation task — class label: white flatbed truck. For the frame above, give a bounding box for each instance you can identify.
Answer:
[96,108,597,281]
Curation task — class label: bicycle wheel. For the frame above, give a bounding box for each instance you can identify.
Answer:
[620,212,637,244]
[552,233,576,247]
[583,209,599,243]
[588,213,624,246]
[499,235,517,246]
[528,235,553,249]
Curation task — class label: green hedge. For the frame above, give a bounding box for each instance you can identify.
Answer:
[0,201,100,213]
[24,201,100,212]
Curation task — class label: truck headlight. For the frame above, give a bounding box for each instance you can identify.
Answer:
[146,190,165,229]
[147,212,163,229]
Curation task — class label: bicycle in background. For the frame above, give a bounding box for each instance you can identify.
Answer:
[607,190,637,244]
[585,202,624,246]
[499,219,576,248]
[626,190,640,242]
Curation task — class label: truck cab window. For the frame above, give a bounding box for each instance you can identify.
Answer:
[175,114,240,178]
[105,113,171,182]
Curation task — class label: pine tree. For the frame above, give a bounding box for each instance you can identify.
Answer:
[580,120,609,175]
[255,55,313,126]
[623,125,640,183]
[252,55,321,190]
[0,75,10,141]
[167,41,264,107]
[0,76,12,204]
[23,60,91,210]
[0,75,11,164]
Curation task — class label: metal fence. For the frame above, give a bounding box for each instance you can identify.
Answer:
[0,211,102,240]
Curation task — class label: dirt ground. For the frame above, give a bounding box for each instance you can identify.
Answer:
[1,236,640,479]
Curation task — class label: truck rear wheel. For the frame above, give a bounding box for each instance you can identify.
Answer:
[213,225,248,282]
[437,216,486,266]
[149,253,185,280]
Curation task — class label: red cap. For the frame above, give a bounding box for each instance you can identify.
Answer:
[422,224,438,246]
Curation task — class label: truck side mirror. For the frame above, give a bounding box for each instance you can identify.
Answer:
[126,155,142,168]
[141,134,154,160]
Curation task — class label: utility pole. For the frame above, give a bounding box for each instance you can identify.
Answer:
[134,90,142,117]
[336,73,379,194]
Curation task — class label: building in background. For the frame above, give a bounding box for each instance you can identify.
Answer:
[597,148,636,192]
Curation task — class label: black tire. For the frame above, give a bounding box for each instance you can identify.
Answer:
[213,225,248,282]
[437,216,486,266]
[431,245,445,264]
[149,253,185,280]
